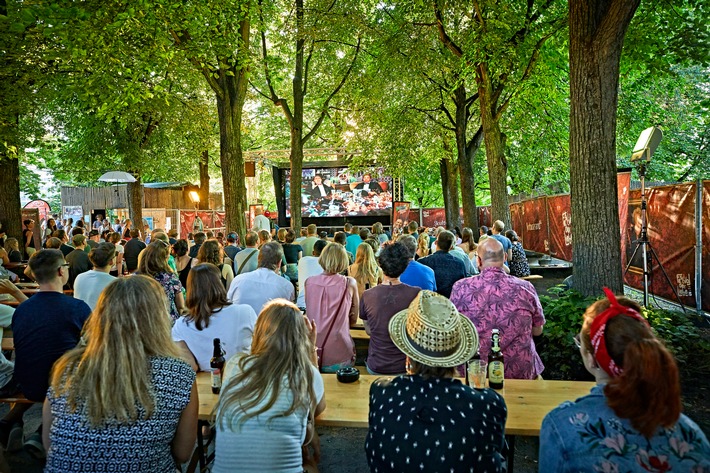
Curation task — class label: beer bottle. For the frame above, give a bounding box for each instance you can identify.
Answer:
[488,329,505,389]
[210,338,226,394]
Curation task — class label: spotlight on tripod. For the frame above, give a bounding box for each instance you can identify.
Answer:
[624,126,684,310]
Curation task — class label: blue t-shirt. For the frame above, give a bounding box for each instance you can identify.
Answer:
[345,234,363,256]
[399,260,437,292]
[491,234,512,266]
[12,292,91,401]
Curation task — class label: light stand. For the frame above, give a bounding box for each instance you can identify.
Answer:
[623,127,684,310]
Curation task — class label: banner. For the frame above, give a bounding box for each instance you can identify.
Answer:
[521,198,549,255]
[21,208,42,252]
[545,194,573,261]
[623,183,696,307]
[703,181,710,312]
[180,211,196,239]
[23,199,52,222]
[421,208,447,228]
[509,202,524,240]
[408,209,421,226]
[393,202,411,228]
[196,211,213,229]
[617,171,632,264]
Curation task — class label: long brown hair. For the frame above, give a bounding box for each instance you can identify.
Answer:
[581,297,681,437]
[217,300,316,431]
[50,276,181,426]
[137,241,172,277]
[196,239,223,266]
[185,263,231,330]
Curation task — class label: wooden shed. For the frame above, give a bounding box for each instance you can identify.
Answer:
[61,183,223,211]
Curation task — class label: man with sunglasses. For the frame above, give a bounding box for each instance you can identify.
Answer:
[1,250,91,455]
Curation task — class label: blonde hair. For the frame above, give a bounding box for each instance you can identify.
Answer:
[137,241,172,277]
[318,242,348,274]
[277,228,287,242]
[417,233,430,255]
[351,243,380,290]
[217,300,316,431]
[4,238,19,252]
[49,276,180,426]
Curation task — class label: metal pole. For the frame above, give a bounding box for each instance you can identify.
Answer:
[696,179,703,313]
[639,165,650,307]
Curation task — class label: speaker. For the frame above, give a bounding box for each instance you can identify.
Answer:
[245,162,256,177]
[631,126,663,162]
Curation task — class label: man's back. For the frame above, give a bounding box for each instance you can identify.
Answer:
[123,239,146,272]
[233,248,259,275]
[224,245,241,261]
[345,234,362,256]
[300,236,320,257]
[296,256,324,308]
[73,270,116,310]
[450,267,545,379]
[12,292,91,401]
[418,251,467,298]
[253,214,270,232]
[66,249,91,288]
[227,268,294,316]
[399,260,437,291]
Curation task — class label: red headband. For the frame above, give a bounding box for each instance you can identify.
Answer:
[589,288,650,378]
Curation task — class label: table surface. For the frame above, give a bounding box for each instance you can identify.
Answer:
[197,372,594,436]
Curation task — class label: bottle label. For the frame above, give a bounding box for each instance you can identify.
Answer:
[488,361,504,383]
[211,368,222,388]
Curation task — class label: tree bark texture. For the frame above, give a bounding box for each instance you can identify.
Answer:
[569,0,640,296]
[477,67,511,230]
[453,82,478,232]
[199,150,210,211]
[439,137,460,229]
[0,156,22,243]
[288,0,305,233]
[464,126,484,237]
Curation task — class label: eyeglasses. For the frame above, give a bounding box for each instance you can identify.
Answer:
[573,333,582,349]
[57,263,69,271]
[154,239,169,247]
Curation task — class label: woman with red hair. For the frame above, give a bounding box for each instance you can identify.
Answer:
[539,289,709,472]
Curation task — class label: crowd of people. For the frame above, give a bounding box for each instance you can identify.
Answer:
[0,213,706,472]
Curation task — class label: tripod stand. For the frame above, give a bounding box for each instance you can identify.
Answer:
[623,164,684,309]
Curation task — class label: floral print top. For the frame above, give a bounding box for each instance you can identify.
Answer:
[539,384,710,473]
[153,272,183,321]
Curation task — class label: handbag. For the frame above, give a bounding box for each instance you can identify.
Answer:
[315,281,350,372]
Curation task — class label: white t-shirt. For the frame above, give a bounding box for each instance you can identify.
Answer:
[213,356,324,473]
[227,268,294,317]
[252,215,270,232]
[296,256,324,309]
[73,270,117,310]
[171,303,257,371]
[110,244,124,272]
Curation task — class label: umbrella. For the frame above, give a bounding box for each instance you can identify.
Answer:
[98,171,136,183]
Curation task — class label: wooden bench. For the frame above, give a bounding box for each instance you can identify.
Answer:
[350,329,370,340]
[520,274,543,280]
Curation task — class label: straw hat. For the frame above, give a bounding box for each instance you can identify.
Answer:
[388,290,479,368]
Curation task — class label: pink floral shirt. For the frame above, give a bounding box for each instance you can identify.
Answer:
[450,267,545,379]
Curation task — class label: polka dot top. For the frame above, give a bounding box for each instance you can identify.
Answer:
[365,374,507,473]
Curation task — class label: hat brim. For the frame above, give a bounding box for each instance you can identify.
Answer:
[389,306,479,368]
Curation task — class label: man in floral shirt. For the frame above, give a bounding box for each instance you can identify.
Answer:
[450,237,545,379]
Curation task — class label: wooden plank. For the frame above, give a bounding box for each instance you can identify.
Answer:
[350,329,370,340]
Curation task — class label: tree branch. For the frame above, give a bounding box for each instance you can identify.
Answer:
[433,0,464,58]
[168,29,223,99]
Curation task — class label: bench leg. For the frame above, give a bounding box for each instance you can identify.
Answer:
[505,434,516,472]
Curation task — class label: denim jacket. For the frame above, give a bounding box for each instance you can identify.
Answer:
[539,384,710,473]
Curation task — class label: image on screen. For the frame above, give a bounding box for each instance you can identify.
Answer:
[283,167,393,218]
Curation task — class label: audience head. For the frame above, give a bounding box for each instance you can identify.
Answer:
[193,232,206,245]
[72,234,87,248]
[257,242,283,271]
[197,239,223,266]
[277,228,287,242]
[129,228,140,239]
[435,230,455,252]
[505,230,519,242]
[75,220,85,229]
[492,220,505,234]
[476,237,506,268]
[71,227,84,237]
[372,222,384,235]
[307,224,317,236]
[108,232,122,245]
[354,242,376,267]
[285,229,297,244]
[318,243,348,274]
[312,239,328,257]
[186,263,231,331]
[227,232,238,244]
[151,232,168,244]
[333,232,347,246]
[29,249,68,285]
[45,237,62,249]
[479,225,489,236]
[300,228,308,237]
[407,221,418,234]
[417,233,430,253]
[89,230,100,241]
[257,230,271,246]
[398,235,417,259]
[364,237,379,254]
[378,242,410,278]
[580,289,680,437]
[343,223,352,233]
[350,225,359,235]
[23,219,34,228]
[4,238,19,253]
[461,227,475,247]
[89,242,116,269]
[173,239,189,257]
[137,241,171,277]
[241,231,257,247]
[53,229,68,242]
[205,230,214,240]
[359,228,369,240]
[319,231,328,240]
[168,229,179,239]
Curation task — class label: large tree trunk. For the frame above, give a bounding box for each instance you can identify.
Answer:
[287,0,306,233]
[453,83,478,231]
[439,137,460,229]
[198,150,210,210]
[477,67,511,230]
[0,156,22,243]
[465,126,484,237]
[289,134,304,232]
[127,174,143,236]
[569,0,640,296]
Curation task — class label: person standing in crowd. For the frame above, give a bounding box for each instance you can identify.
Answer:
[101,219,111,234]
[66,234,92,289]
[223,233,241,261]
[281,229,303,285]
[348,243,382,298]
[73,243,116,310]
[345,225,362,256]
[296,239,327,310]
[196,240,234,290]
[371,222,389,245]
[173,263,257,371]
[397,235,437,291]
[172,239,193,289]
[42,218,57,247]
[192,214,204,233]
[458,227,478,270]
[505,230,530,277]
[189,232,206,258]
[490,220,513,263]
[252,207,270,232]
[451,237,545,379]
[43,276,198,471]
[108,232,124,277]
[300,224,320,257]
[4,250,92,455]
[92,214,103,230]
[233,231,260,276]
[227,242,294,316]
[213,300,325,473]
[539,289,710,472]
[121,219,133,240]
[113,218,122,234]
[365,290,507,472]
[137,241,185,322]
[332,232,355,264]
[86,229,100,249]
[305,243,359,372]
[360,242,420,375]
[418,230,469,298]
[22,219,36,259]
[123,228,146,273]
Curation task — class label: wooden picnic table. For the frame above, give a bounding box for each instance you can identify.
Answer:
[19,288,73,297]
[196,372,594,436]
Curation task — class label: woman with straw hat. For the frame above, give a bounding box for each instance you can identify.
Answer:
[365,290,508,472]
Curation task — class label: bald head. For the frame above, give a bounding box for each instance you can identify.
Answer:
[477,237,506,268]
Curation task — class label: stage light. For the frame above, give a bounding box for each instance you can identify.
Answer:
[189,191,200,204]
[630,126,663,162]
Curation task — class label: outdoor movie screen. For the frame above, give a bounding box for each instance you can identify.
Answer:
[283,167,393,218]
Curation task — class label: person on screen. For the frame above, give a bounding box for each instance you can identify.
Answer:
[308,174,333,200]
[354,173,381,195]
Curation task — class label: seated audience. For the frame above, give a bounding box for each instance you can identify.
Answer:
[73,242,116,310]
[348,243,382,298]
[305,243,359,372]
[66,234,92,288]
[281,229,303,284]
[43,275,198,471]
[257,229,271,248]
[397,235,437,291]
[451,237,545,379]
[173,239,193,288]
[345,225,362,256]
[173,263,256,371]
[332,231,354,264]
[137,240,185,321]
[52,229,74,257]
[123,228,146,273]
[233,231,260,276]
[300,224,320,257]
[365,290,507,472]
[223,233,241,261]
[108,232,124,276]
[5,250,92,454]
[189,231,206,258]
[418,230,469,298]
[360,242,420,375]
[415,232,429,260]
[196,239,234,290]
[4,238,22,263]
[490,220,512,263]
[539,289,710,472]
[372,222,389,245]
[458,226,479,273]
[505,230,530,277]
[213,300,325,473]
[296,239,327,310]
[227,241,294,316]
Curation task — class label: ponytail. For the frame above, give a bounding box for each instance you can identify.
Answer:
[605,337,681,438]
